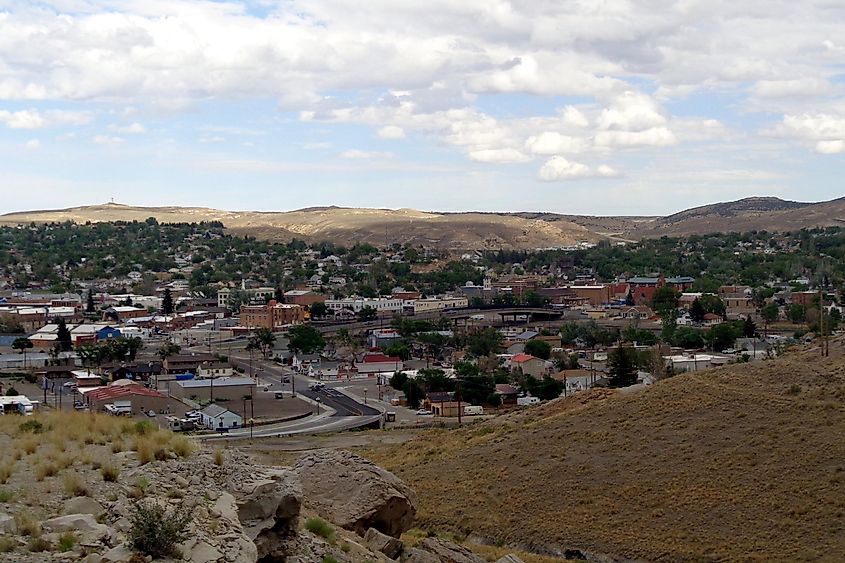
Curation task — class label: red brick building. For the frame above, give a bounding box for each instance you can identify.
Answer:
[241,300,304,332]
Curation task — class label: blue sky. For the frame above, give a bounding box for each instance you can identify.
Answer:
[0,0,843,216]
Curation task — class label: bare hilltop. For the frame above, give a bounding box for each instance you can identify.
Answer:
[2,195,845,249]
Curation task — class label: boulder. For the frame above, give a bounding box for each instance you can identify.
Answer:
[293,450,416,537]
[42,513,112,543]
[233,468,301,526]
[417,538,486,563]
[63,496,105,518]
[0,512,15,534]
[402,547,441,563]
[189,540,223,563]
[496,556,526,563]
[100,544,136,563]
[364,527,404,559]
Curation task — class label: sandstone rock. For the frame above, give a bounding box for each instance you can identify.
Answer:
[417,538,486,563]
[364,527,404,559]
[294,450,416,537]
[402,547,441,563]
[234,468,301,524]
[100,544,136,563]
[63,496,105,517]
[190,540,223,563]
[42,513,112,543]
[175,475,189,488]
[496,556,526,563]
[0,512,16,534]
[83,554,104,563]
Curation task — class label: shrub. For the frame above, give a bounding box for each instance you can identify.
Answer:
[213,448,224,466]
[170,435,195,458]
[128,500,191,558]
[34,462,57,481]
[323,557,339,563]
[0,488,13,502]
[27,537,50,552]
[0,535,14,553]
[62,473,88,497]
[18,420,43,434]
[305,517,335,542]
[20,435,38,455]
[0,461,14,484]
[134,420,155,435]
[15,513,40,536]
[101,463,120,482]
[57,531,77,552]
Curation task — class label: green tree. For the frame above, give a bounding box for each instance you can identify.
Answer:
[523,375,563,400]
[689,298,706,323]
[86,290,96,313]
[651,286,680,316]
[309,302,328,319]
[607,346,638,388]
[699,294,726,317]
[761,302,779,325]
[467,327,503,357]
[55,318,73,352]
[524,339,552,360]
[287,325,326,355]
[383,342,411,361]
[12,337,33,368]
[248,328,276,359]
[357,306,378,322]
[707,323,740,351]
[162,288,174,315]
[157,342,182,360]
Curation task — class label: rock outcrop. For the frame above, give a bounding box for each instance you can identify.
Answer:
[294,449,417,538]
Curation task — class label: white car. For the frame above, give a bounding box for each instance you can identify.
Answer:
[415,409,433,416]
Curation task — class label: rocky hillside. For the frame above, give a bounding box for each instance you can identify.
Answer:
[366,340,845,561]
[0,411,524,562]
[0,203,598,251]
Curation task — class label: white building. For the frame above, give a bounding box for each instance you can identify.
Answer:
[664,354,730,372]
[200,404,242,430]
[403,296,468,315]
[325,297,404,315]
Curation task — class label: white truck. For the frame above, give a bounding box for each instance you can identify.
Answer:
[463,405,484,416]
[517,396,540,406]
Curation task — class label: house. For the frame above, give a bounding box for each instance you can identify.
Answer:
[200,404,242,430]
[429,401,463,417]
[619,305,654,320]
[702,313,723,326]
[197,362,234,379]
[162,353,217,374]
[664,354,730,372]
[494,384,519,406]
[627,276,695,306]
[423,391,455,411]
[510,354,550,378]
[103,306,148,322]
[357,353,404,376]
[283,290,326,308]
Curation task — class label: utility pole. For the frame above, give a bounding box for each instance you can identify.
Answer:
[455,380,462,426]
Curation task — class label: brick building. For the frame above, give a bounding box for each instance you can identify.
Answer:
[240,300,304,332]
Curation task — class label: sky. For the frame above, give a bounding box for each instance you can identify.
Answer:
[0,0,844,216]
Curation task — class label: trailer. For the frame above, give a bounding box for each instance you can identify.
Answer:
[0,395,38,416]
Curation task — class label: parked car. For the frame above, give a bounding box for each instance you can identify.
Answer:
[415,409,433,416]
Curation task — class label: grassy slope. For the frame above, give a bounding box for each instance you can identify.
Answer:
[365,342,845,562]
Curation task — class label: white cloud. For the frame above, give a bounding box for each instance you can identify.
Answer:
[302,142,333,150]
[377,126,406,139]
[594,127,677,148]
[561,106,589,128]
[468,148,530,163]
[92,135,123,145]
[524,132,586,155]
[339,149,394,159]
[24,139,40,150]
[816,140,845,154]
[538,156,617,181]
[0,109,91,129]
[111,122,146,134]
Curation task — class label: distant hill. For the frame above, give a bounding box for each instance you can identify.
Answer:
[0,203,599,251]
[3,196,845,248]
[366,340,845,561]
[629,196,845,238]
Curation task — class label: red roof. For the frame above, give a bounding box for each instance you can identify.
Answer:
[511,354,536,363]
[362,353,401,363]
[87,385,165,402]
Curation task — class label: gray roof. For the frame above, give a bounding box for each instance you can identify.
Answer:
[515,331,539,341]
[200,404,240,419]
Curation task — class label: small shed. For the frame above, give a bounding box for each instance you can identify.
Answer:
[200,404,242,430]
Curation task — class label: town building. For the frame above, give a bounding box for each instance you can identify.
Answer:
[170,376,256,402]
[200,404,243,430]
[240,300,304,331]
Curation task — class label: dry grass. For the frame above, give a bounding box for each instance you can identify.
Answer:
[100,463,120,482]
[62,472,89,497]
[14,513,40,537]
[34,462,57,482]
[366,339,845,562]
[213,448,224,466]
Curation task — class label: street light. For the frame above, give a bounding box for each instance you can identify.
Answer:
[315,396,321,415]
[363,389,367,404]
